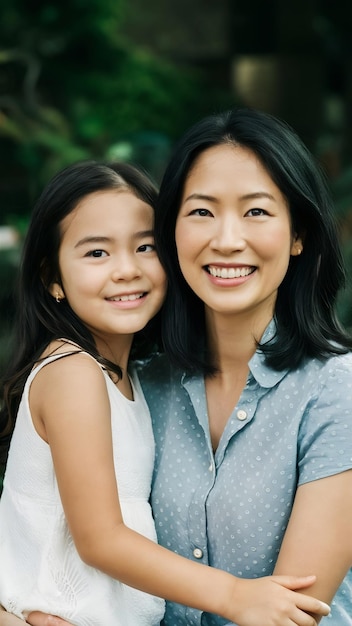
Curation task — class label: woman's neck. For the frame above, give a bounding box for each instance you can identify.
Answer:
[205,310,271,373]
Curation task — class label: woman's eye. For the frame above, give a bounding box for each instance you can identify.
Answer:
[137,243,155,253]
[246,208,267,217]
[190,208,212,217]
[86,249,107,258]
[247,207,267,217]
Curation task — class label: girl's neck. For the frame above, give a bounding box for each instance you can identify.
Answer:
[94,334,133,375]
[94,334,134,400]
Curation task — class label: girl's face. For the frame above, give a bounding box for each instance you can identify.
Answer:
[50,189,166,350]
[175,144,302,329]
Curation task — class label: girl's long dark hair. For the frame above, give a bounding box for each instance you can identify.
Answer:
[0,160,161,469]
[155,107,352,375]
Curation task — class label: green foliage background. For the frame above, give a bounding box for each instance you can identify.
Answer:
[0,0,232,211]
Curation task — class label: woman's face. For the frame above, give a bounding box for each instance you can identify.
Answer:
[175,144,302,328]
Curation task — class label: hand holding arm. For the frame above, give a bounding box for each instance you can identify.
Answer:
[0,579,330,626]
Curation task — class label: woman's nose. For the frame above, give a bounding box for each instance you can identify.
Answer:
[211,217,246,253]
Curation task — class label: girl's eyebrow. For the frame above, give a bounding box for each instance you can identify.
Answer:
[74,236,112,249]
[136,229,155,238]
[74,231,155,248]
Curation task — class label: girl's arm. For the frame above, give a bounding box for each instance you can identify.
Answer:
[273,469,352,623]
[17,353,329,626]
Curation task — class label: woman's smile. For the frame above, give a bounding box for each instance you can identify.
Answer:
[206,264,256,280]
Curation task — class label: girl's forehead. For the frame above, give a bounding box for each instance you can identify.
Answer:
[59,190,154,239]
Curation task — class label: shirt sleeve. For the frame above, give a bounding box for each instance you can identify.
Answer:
[298,353,352,486]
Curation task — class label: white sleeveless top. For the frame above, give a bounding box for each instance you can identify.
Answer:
[0,348,165,625]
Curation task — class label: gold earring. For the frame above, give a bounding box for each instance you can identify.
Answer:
[55,292,62,303]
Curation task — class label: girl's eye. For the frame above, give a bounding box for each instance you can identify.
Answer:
[246,208,267,217]
[137,243,155,253]
[86,249,107,258]
[190,208,212,217]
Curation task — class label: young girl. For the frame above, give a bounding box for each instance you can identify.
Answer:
[0,161,330,626]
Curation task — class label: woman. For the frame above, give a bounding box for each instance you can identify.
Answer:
[141,107,352,625]
[1,108,351,625]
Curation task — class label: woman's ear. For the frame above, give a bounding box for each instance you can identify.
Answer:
[49,282,65,303]
[290,234,304,257]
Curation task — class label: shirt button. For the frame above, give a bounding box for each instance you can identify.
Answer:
[208,463,213,471]
[193,548,203,559]
[237,409,247,421]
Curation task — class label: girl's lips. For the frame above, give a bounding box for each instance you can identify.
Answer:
[106,292,148,309]
[106,292,145,302]
[206,265,255,279]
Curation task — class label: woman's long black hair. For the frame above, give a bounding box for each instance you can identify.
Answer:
[0,160,161,468]
[155,107,352,375]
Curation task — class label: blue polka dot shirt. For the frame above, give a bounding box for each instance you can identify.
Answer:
[138,322,352,626]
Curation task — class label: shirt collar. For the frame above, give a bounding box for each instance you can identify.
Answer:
[248,319,288,388]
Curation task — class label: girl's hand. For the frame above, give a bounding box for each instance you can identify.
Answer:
[26,615,73,626]
[230,575,330,626]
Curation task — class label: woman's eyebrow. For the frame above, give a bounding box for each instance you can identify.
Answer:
[183,193,218,203]
[239,191,276,201]
[183,191,276,203]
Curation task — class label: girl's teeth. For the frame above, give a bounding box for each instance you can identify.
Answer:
[112,293,143,301]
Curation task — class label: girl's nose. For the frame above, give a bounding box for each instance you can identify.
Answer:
[111,254,142,281]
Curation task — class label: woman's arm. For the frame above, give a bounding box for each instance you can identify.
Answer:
[273,469,352,622]
[0,607,26,626]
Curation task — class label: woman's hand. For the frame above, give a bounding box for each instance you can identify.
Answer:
[0,608,72,626]
[26,613,73,626]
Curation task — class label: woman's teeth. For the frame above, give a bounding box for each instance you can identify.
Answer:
[207,266,254,278]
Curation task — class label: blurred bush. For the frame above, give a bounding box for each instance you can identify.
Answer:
[0,0,234,212]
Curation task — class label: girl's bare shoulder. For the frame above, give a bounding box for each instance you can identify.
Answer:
[33,340,103,394]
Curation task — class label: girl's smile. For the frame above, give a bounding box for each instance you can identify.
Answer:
[106,291,147,308]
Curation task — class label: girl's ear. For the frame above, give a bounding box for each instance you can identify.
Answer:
[48,282,65,303]
[40,260,65,302]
